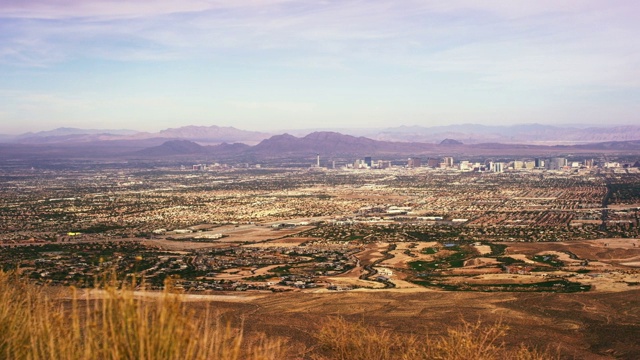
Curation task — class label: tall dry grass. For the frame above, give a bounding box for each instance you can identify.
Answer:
[1,270,560,360]
[314,316,559,360]
[0,271,285,360]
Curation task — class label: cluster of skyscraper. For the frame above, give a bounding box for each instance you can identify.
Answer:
[317,155,604,172]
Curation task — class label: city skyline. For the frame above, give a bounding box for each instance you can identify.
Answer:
[1,1,639,134]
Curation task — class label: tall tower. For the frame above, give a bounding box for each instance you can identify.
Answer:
[408,158,421,168]
[443,156,454,167]
[316,153,320,167]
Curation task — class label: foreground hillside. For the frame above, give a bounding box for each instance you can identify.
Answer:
[224,288,640,359]
[0,271,566,360]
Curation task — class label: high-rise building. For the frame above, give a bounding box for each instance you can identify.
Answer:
[584,159,594,168]
[549,157,567,170]
[490,162,504,173]
[443,157,454,167]
[459,160,471,171]
[407,158,422,168]
[534,158,544,168]
[364,157,372,168]
[427,158,440,168]
[378,160,391,169]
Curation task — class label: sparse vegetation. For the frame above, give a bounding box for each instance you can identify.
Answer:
[314,316,558,360]
[1,271,567,359]
[0,271,285,360]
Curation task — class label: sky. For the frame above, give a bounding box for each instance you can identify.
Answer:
[1,0,639,134]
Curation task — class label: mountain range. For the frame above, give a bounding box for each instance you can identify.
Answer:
[5,125,270,146]
[2,124,640,161]
[130,132,640,160]
[3,123,640,146]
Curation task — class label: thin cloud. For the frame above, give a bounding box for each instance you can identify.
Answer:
[1,0,639,132]
[0,0,290,20]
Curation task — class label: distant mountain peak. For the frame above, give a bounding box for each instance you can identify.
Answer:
[135,140,205,156]
[252,131,434,155]
[149,124,270,144]
[440,138,463,145]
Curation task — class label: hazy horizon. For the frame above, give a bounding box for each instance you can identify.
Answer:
[1,1,639,134]
[4,121,640,137]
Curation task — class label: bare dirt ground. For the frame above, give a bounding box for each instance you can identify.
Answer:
[163,224,315,243]
[320,242,391,289]
[323,276,385,289]
[75,288,265,303]
[184,289,640,359]
[504,239,640,264]
[472,243,493,255]
[380,242,439,268]
[355,242,388,265]
[243,237,317,248]
[141,239,228,250]
[144,226,316,250]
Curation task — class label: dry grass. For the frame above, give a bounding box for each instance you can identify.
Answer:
[0,271,285,360]
[1,270,561,359]
[313,316,559,360]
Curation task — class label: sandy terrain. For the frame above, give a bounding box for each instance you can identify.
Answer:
[324,277,385,289]
[534,250,583,265]
[355,242,388,265]
[463,257,500,267]
[505,238,640,265]
[505,254,535,263]
[213,265,282,281]
[574,272,640,292]
[472,243,492,255]
[379,241,439,268]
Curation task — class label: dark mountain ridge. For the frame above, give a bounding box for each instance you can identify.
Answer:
[6,123,640,146]
[251,131,435,155]
[131,133,640,158]
[3,130,640,161]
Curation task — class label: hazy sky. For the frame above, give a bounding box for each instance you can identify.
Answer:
[1,1,639,134]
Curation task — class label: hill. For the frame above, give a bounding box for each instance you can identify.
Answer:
[149,125,270,145]
[251,131,434,155]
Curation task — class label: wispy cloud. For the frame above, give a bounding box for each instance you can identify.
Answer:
[2,0,638,69]
[0,1,290,20]
[1,1,639,131]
